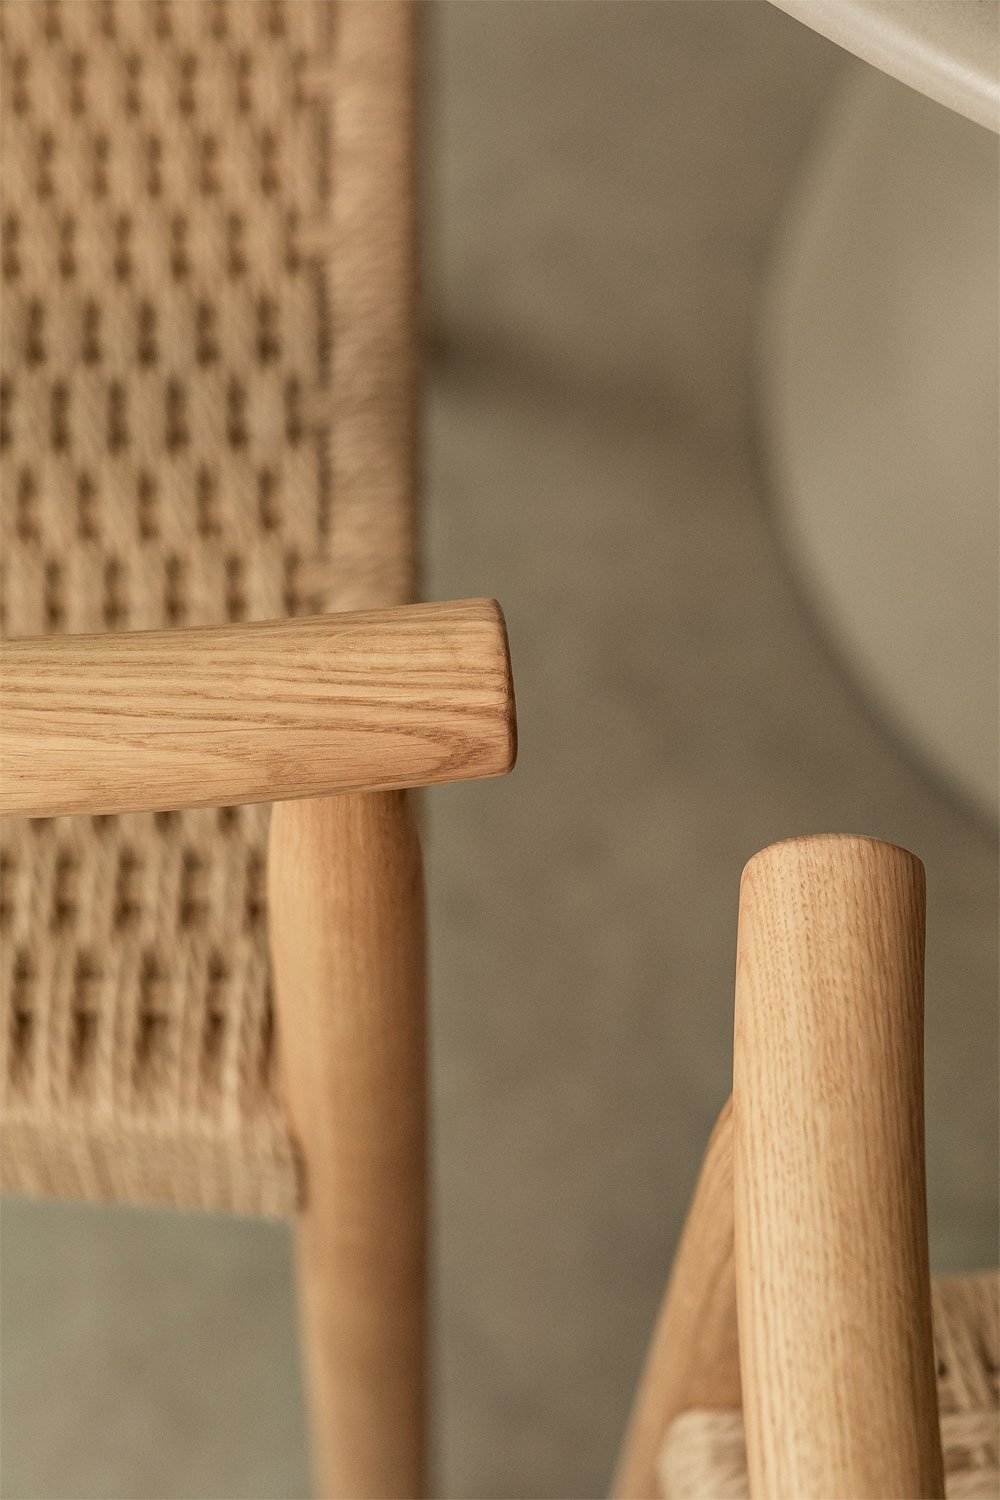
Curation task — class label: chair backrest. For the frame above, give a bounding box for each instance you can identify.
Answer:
[0,0,419,1215]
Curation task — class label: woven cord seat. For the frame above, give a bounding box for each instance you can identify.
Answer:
[657,1272,1000,1499]
[0,0,416,1215]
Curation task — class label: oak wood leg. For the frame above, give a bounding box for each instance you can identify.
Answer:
[734,835,943,1500]
[268,790,427,1500]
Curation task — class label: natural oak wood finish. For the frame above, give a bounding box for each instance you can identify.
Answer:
[0,598,516,819]
[733,834,944,1500]
[268,790,427,1500]
[612,1098,740,1500]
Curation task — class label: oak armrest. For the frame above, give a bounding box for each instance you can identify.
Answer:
[0,598,516,819]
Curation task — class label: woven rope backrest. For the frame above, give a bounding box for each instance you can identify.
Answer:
[0,0,416,1213]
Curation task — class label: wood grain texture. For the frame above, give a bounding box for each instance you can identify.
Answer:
[0,598,516,819]
[611,1098,741,1500]
[268,790,427,1500]
[733,834,944,1500]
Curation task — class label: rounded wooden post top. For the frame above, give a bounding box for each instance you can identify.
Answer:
[737,835,927,995]
[740,831,924,889]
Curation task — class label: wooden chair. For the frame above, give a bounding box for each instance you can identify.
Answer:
[614,835,999,1500]
[3,8,996,1500]
[0,4,514,1497]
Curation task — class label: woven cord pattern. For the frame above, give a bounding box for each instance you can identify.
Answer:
[657,1272,1000,1499]
[0,0,416,1213]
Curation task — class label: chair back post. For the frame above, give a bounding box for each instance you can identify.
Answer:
[733,834,944,1499]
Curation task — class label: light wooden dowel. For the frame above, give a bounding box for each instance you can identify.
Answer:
[734,835,943,1500]
[611,1098,740,1500]
[268,790,427,1500]
[0,598,516,819]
